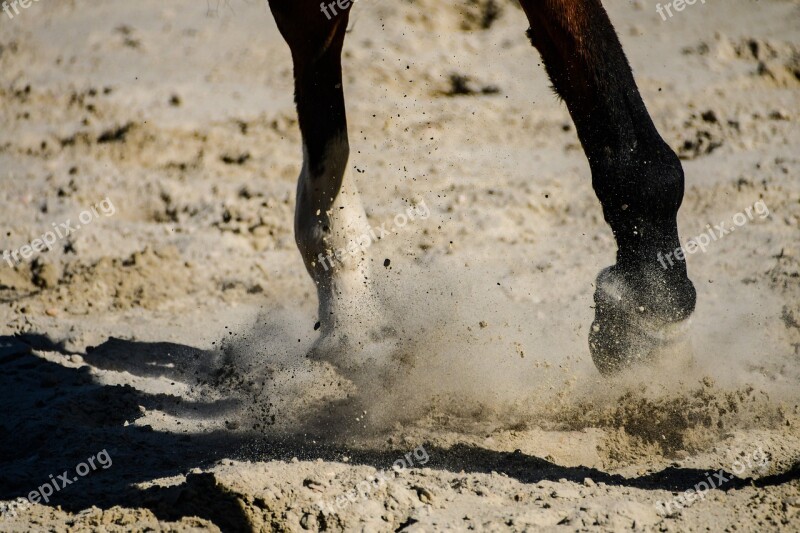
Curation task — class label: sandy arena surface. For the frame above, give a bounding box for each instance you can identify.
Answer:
[1,0,799,531]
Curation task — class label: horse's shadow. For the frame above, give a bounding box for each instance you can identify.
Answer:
[0,334,796,532]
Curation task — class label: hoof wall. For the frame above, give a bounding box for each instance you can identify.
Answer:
[590,266,692,376]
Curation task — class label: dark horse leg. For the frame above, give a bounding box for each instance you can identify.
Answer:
[268,0,697,377]
[518,0,696,374]
[267,0,397,375]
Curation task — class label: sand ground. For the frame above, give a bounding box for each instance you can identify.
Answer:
[1,0,799,531]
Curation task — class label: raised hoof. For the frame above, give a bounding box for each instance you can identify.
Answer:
[589,266,694,376]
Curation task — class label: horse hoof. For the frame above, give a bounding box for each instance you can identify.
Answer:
[307,326,404,385]
[589,266,693,376]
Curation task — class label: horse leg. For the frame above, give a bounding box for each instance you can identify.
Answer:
[519,0,697,374]
[268,0,389,372]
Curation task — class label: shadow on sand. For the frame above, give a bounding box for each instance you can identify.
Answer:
[1,334,797,531]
